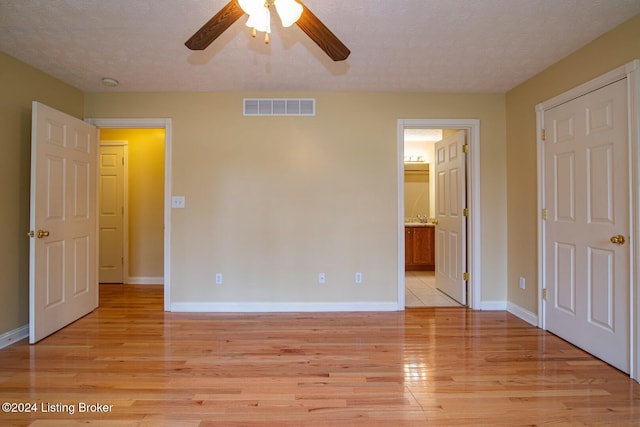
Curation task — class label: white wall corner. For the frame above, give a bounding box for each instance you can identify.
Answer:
[0,324,29,349]
[507,302,539,327]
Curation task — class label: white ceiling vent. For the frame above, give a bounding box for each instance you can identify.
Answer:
[243,98,315,116]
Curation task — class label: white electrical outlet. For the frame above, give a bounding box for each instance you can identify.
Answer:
[519,276,525,290]
[355,272,363,284]
[318,273,326,284]
[215,273,223,285]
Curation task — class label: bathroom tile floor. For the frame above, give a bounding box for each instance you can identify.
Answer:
[405,271,462,307]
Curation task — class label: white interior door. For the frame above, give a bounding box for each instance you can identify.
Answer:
[99,145,125,283]
[544,78,629,373]
[434,131,467,304]
[29,102,98,344]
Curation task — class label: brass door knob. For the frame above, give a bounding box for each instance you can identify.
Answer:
[36,229,50,239]
[610,235,625,245]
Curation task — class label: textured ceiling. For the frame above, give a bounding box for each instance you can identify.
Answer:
[1,0,639,93]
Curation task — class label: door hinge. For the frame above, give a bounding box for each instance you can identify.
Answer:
[122,157,125,166]
[463,208,469,217]
[541,129,546,141]
[463,272,469,281]
[542,288,548,300]
[462,144,469,154]
[542,208,548,220]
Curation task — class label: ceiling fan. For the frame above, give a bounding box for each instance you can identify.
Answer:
[185,0,350,61]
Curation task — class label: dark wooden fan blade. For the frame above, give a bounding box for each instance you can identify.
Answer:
[185,1,245,50]
[295,2,350,61]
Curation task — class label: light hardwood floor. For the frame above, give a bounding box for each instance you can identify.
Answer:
[0,284,638,426]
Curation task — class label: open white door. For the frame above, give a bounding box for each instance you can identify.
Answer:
[29,102,99,344]
[434,131,467,305]
[543,78,629,373]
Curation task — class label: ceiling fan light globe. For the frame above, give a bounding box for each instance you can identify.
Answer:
[274,0,303,27]
[246,7,271,34]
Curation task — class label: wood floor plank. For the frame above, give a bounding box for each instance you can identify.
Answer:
[0,284,638,426]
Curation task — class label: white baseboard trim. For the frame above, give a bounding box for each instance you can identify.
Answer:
[0,324,29,349]
[171,301,400,313]
[507,302,539,326]
[477,301,539,327]
[479,300,507,311]
[128,276,164,285]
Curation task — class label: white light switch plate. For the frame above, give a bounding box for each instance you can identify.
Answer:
[171,196,185,209]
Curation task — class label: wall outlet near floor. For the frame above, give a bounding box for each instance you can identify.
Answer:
[519,276,525,290]
[215,273,223,285]
[355,272,363,284]
[318,273,326,284]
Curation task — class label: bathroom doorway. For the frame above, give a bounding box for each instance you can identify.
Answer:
[397,119,481,309]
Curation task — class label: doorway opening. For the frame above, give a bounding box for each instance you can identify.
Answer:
[99,129,165,286]
[88,118,173,311]
[403,128,461,307]
[397,119,481,310]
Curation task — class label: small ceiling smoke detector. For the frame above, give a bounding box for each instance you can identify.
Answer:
[101,77,119,87]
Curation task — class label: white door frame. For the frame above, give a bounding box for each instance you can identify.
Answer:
[397,119,481,310]
[99,140,129,284]
[536,59,640,381]
[86,118,173,311]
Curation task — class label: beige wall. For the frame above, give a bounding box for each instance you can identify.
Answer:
[85,92,507,305]
[505,13,640,313]
[100,129,165,281]
[0,52,84,337]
